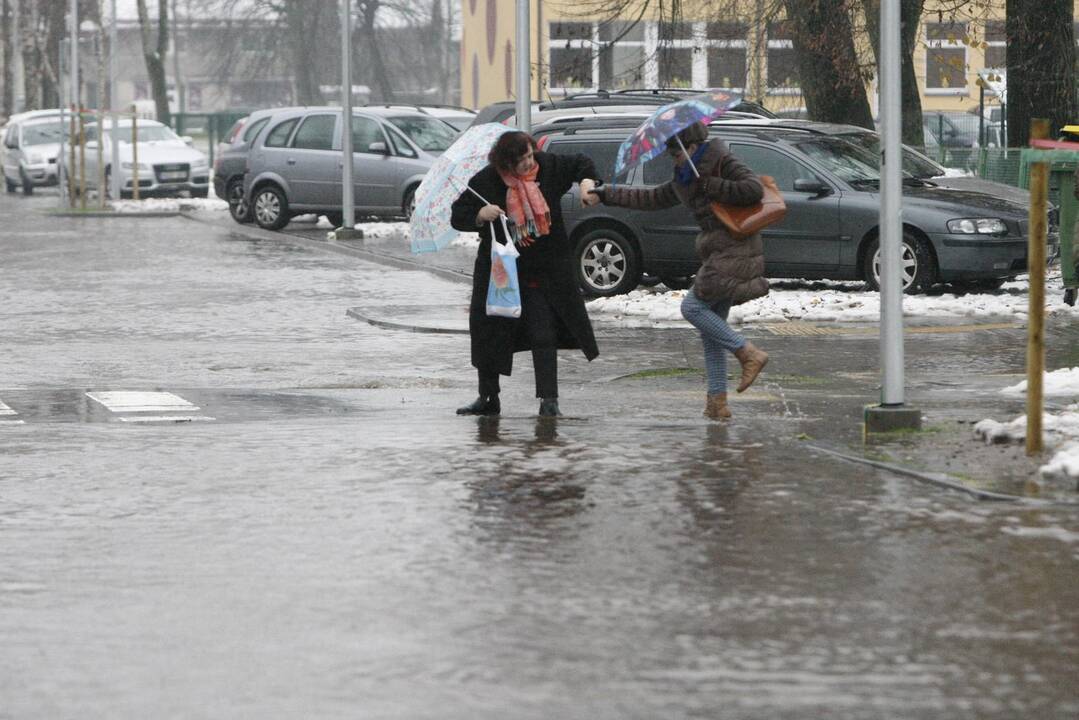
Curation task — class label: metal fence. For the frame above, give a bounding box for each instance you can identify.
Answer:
[171,111,249,165]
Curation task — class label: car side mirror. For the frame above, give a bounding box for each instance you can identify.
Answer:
[793,178,830,195]
[367,141,389,155]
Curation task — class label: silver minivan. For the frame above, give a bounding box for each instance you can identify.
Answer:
[243,106,455,230]
[2,112,65,195]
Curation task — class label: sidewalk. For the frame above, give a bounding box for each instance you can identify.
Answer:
[190,210,1079,502]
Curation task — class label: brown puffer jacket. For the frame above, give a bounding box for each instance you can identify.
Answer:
[602,138,768,305]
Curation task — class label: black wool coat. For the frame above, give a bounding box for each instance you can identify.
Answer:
[450,151,600,377]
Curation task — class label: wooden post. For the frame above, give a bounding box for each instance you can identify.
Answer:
[1026,118,1050,455]
[78,108,87,211]
[68,105,77,208]
[96,107,105,208]
[131,108,139,201]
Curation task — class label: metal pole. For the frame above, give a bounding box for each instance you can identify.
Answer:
[515,0,530,132]
[864,0,919,434]
[110,0,120,199]
[340,0,354,230]
[1026,118,1050,455]
[879,0,903,406]
[68,105,77,208]
[78,108,86,210]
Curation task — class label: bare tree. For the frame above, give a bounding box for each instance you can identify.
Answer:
[782,0,874,128]
[1005,0,1076,144]
[2,0,13,115]
[135,0,170,123]
[860,0,925,145]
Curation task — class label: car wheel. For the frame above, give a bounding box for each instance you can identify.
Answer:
[659,274,694,290]
[252,184,290,230]
[864,232,936,293]
[574,226,641,297]
[226,179,253,223]
[19,169,33,195]
[403,185,418,221]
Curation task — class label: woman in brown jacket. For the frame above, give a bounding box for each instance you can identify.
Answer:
[590,121,769,420]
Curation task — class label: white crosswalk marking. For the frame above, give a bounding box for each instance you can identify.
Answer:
[87,391,200,413]
[86,391,215,423]
[0,398,23,424]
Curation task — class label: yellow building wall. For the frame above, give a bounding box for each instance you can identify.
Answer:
[460,1,1078,114]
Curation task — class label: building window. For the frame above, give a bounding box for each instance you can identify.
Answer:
[656,21,695,87]
[598,21,645,90]
[549,22,594,90]
[983,20,1005,69]
[925,21,967,93]
[766,21,799,94]
[705,22,747,90]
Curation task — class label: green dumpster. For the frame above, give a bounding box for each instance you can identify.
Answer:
[1018,146,1079,304]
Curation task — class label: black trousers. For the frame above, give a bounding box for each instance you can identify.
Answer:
[478,285,558,399]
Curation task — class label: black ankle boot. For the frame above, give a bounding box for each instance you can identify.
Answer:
[538,398,561,417]
[457,395,500,416]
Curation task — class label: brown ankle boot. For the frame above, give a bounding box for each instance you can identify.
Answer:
[734,342,768,393]
[704,393,732,420]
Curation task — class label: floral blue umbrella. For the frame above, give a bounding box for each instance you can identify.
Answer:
[613,90,742,179]
[410,123,516,254]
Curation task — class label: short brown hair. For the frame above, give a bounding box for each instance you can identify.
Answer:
[489,131,538,173]
[664,121,709,150]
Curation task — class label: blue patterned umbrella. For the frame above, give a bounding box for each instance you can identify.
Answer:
[410,123,515,254]
[613,90,742,179]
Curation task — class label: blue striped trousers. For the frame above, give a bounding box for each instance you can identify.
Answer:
[680,289,746,395]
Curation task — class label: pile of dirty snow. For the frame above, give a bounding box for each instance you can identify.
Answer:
[974,368,1079,482]
[109,197,228,213]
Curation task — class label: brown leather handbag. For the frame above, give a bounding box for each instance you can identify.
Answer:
[710,174,787,239]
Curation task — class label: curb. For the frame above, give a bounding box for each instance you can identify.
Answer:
[47,210,183,218]
[345,307,468,335]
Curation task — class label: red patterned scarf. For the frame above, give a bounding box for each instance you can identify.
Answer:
[498,162,550,243]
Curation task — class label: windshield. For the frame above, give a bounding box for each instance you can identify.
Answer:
[795,136,912,184]
[387,116,456,151]
[118,125,181,143]
[839,131,944,178]
[22,121,64,146]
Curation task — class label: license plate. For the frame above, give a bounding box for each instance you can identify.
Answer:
[160,170,187,180]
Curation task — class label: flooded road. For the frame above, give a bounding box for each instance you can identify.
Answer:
[1,193,1077,718]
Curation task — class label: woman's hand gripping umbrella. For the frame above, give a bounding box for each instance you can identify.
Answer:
[612,90,743,181]
[409,123,517,254]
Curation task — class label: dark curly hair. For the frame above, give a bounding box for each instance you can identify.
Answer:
[489,131,538,173]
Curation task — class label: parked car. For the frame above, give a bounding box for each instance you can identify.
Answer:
[2,113,65,194]
[58,119,210,198]
[243,106,456,230]
[213,108,294,223]
[533,118,1036,296]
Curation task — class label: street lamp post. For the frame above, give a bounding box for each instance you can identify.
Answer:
[110,0,120,200]
[864,0,920,434]
[515,0,530,132]
[335,0,362,239]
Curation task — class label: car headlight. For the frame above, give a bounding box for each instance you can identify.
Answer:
[191,158,209,169]
[120,161,151,171]
[947,218,1008,235]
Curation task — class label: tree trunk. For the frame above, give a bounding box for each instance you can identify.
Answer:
[2,0,12,115]
[1006,0,1077,145]
[862,0,925,146]
[782,0,874,130]
[136,0,170,124]
[285,0,324,105]
[358,1,393,102]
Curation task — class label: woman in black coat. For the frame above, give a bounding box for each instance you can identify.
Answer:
[450,131,602,417]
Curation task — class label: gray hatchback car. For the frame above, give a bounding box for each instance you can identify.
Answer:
[243,106,456,230]
[536,120,1038,296]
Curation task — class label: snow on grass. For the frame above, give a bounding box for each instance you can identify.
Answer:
[586,272,1079,326]
[975,368,1079,482]
[109,197,228,212]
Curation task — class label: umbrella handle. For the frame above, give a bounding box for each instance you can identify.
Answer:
[675,135,701,179]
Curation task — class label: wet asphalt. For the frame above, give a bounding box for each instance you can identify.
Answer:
[1,189,1077,719]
